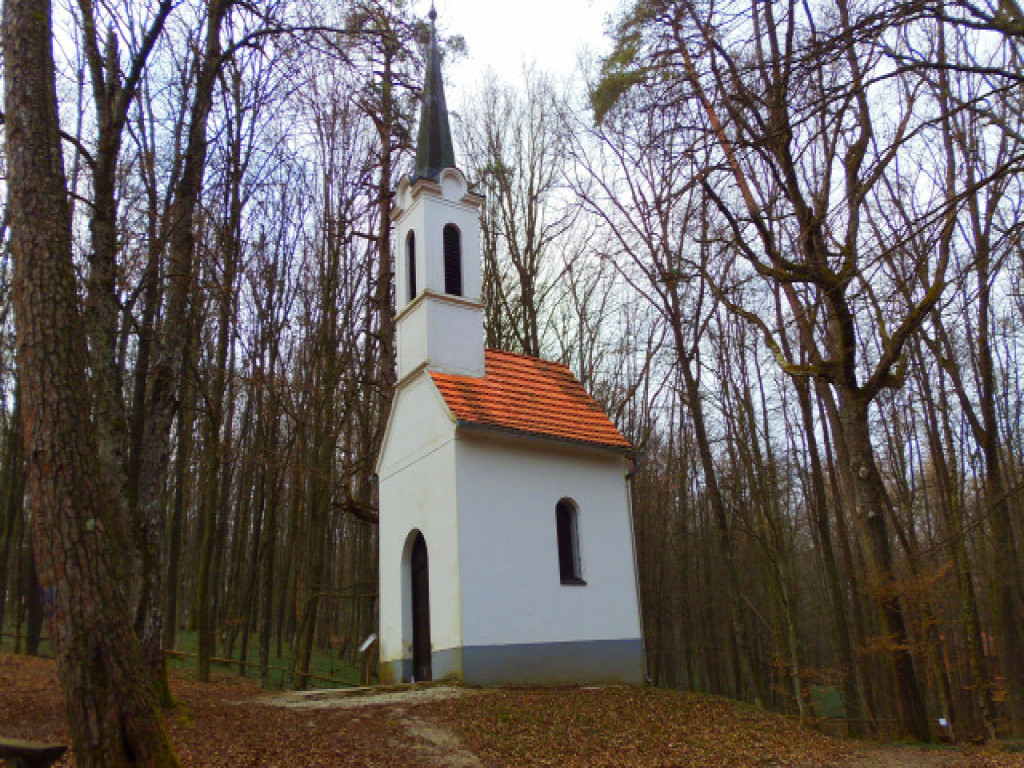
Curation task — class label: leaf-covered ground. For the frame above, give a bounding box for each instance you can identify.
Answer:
[3,652,1023,766]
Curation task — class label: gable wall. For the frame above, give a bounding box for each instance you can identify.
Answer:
[377,373,461,681]
[377,372,453,478]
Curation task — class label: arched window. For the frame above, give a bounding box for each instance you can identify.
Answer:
[443,223,462,296]
[556,499,585,585]
[406,230,417,302]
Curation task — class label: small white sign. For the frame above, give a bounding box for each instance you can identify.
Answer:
[359,633,377,654]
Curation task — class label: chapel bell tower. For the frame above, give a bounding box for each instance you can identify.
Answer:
[391,7,485,380]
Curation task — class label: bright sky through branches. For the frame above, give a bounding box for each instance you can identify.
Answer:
[426,0,621,107]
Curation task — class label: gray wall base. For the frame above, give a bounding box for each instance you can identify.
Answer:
[382,638,644,685]
[461,637,644,685]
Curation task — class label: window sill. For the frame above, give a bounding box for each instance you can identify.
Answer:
[560,578,587,586]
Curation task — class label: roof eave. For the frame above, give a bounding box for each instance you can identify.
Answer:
[454,419,634,457]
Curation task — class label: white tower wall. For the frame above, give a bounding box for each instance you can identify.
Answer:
[392,170,485,380]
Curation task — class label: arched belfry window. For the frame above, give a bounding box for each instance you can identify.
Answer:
[443,223,462,296]
[556,499,585,585]
[406,230,417,302]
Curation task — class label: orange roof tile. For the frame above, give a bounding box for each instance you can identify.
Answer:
[430,349,631,452]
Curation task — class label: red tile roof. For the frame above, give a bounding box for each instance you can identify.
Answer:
[430,349,631,451]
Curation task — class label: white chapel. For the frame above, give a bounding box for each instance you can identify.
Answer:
[376,9,645,685]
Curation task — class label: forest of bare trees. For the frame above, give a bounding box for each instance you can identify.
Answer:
[2,0,1024,762]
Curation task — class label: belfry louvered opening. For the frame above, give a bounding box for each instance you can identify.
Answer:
[443,223,462,296]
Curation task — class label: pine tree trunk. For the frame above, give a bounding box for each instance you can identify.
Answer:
[22,550,43,656]
[3,1,178,761]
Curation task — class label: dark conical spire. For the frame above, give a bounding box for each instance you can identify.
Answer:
[414,5,456,181]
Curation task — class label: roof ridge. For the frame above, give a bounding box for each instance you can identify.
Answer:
[484,347,572,372]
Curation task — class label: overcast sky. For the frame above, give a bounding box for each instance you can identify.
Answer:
[425,0,624,108]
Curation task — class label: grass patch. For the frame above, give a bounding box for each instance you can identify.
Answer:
[164,630,362,690]
[0,624,53,658]
[810,685,846,719]
[2,621,361,690]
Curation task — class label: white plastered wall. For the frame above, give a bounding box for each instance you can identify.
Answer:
[454,431,642,648]
[377,372,461,673]
[392,192,426,314]
[397,293,485,379]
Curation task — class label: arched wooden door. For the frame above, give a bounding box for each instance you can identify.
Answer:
[411,532,432,682]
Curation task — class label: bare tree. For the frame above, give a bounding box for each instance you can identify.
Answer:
[459,70,578,357]
[571,85,766,706]
[592,0,992,738]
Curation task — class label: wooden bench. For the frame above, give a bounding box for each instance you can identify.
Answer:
[0,738,67,767]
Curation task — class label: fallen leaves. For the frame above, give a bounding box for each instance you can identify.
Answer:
[2,652,1024,767]
[0,652,407,766]
[424,685,852,767]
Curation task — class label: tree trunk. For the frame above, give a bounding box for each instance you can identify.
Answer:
[374,46,397,408]
[678,352,763,706]
[162,353,194,655]
[794,377,864,735]
[0,389,25,635]
[135,0,230,690]
[196,288,233,681]
[258,386,283,688]
[917,348,997,740]
[817,382,878,731]
[837,391,929,742]
[22,548,43,656]
[3,0,178,761]
[975,256,1024,734]
[293,421,331,690]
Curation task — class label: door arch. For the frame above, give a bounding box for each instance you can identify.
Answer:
[410,531,432,682]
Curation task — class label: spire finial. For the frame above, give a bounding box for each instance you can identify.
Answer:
[414,3,456,181]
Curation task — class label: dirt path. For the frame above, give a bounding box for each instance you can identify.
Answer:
[266,684,479,710]
[399,713,483,767]
[268,685,484,766]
